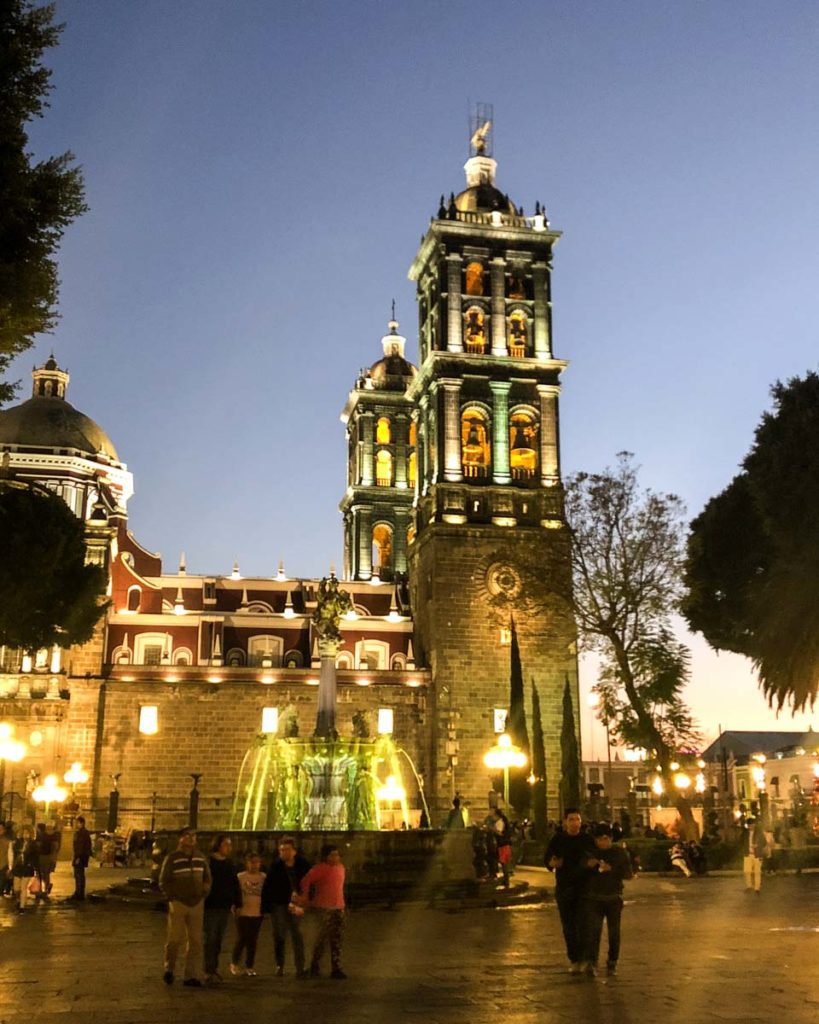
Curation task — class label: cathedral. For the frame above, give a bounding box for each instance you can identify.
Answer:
[0,130,579,830]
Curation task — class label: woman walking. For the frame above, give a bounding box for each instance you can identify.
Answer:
[11,827,38,913]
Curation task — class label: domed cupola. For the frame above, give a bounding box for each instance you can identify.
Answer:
[367,316,418,391]
[0,356,133,514]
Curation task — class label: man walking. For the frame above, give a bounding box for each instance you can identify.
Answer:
[545,808,595,973]
[261,836,311,977]
[70,816,93,900]
[580,823,633,977]
[159,828,211,987]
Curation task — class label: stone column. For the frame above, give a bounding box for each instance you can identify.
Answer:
[394,411,409,489]
[314,637,341,738]
[394,508,408,574]
[489,381,512,484]
[490,258,507,356]
[446,254,463,352]
[356,506,373,579]
[441,379,463,482]
[415,402,427,496]
[359,410,374,486]
[532,261,552,359]
[537,384,561,485]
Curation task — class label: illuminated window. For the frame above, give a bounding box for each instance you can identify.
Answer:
[464,307,487,354]
[407,522,416,545]
[372,523,393,575]
[508,311,528,356]
[408,421,417,446]
[376,416,391,444]
[509,412,538,480]
[461,409,491,479]
[138,706,158,735]
[408,450,417,488]
[376,450,393,487]
[465,261,484,296]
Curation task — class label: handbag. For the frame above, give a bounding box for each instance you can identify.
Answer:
[27,877,41,896]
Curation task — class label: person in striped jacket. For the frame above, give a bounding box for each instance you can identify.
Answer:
[159,828,212,987]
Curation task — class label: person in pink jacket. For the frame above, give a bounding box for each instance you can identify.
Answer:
[299,844,346,979]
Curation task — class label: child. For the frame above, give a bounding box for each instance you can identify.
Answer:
[299,843,346,979]
[580,823,633,977]
[231,853,266,976]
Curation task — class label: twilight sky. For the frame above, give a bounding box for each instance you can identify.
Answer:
[15,0,819,743]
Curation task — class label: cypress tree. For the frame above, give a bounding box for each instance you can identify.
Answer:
[507,617,530,816]
[530,680,547,837]
[559,675,581,814]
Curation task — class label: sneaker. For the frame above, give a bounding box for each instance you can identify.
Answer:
[229,963,245,977]
[606,962,617,976]
[275,966,285,977]
[330,969,347,980]
[183,978,203,988]
[162,971,174,985]
[245,969,257,977]
[584,963,598,977]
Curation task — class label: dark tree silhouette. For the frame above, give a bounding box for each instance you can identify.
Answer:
[0,1,86,404]
[506,617,531,816]
[684,372,819,711]
[0,482,107,651]
[530,680,547,836]
[559,676,581,814]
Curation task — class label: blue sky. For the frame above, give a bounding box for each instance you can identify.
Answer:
[16,0,819,739]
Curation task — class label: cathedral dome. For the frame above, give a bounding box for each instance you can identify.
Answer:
[368,319,417,391]
[453,155,517,215]
[0,359,119,460]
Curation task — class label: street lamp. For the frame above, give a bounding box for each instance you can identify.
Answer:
[64,761,89,791]
[484,733,527,807]
[32,773,67,819]
[0,723,27,807]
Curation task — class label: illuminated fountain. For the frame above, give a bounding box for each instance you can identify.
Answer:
[230,575,428,831]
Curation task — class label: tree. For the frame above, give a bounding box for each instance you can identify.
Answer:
[684,372,819,711]
[506,617,531,815]
[0,1,87,404]
[564,454,700,830]
[0,482,107,651]
[559,676,581,813]
[530,681,548,836]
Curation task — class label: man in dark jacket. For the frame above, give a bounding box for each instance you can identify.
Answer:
[261,836,311,977]
[545,808,595,972]
[70,817,93,901]
[580,822,633,976]
[203,835,241,983]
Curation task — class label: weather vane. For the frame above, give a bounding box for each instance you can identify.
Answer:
[469,101,494,157]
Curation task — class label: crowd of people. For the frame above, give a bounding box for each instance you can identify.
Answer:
[159,829,347,988]
[0,817,93,912]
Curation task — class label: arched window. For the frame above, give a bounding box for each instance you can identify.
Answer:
[226,648,245,667]
[173,648,193,666]
[355,639,390,670]
[376,416,392,444]
[408,450,417,489]
[465,261,484,296]
[248,635,284,667]
[127,585,141,612]
[508,311,528,357]
[464,307,487,354]
[335,651,354,669]
[372,523,393,575]
[376,449,393,487]
[390,653,407,670]
[510,412,538,480]
[461,409,491,479]
[135,633,169,666]
[284,649,303,668]
[408,421,417,447]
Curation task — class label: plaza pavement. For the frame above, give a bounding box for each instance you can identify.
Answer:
[0,864,817,1024]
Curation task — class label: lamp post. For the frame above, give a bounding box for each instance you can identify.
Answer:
[484,733,527,808]
[32,773,67,821]
[0,723,27,808]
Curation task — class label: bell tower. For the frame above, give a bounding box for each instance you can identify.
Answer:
[406,113,578,816]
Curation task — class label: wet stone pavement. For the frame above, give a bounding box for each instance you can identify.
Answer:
[0,872,817,1024]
